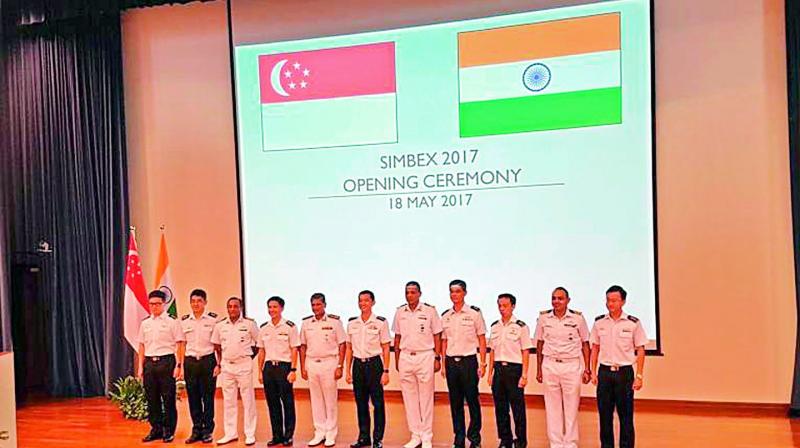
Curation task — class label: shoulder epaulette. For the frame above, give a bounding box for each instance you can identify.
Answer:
[540,309,551,315]
[516,320,526,327]
[245,317,255,321]
[627,315,639,323]
[166,315,177,320]
[397,303,406,309]
[220,317,229,323]
[328,314,340,320]
[568,309,582,315]
[303,315,313,320]
[423,302,433,307]
[260,321,269,328]
[142,315,151,321]
[349,316,358,321]
[470,305,481,312]
[208,312,218,318]
[181,314,190,320]
[491,319,500,326]
[376,315,386,321]
[595,314,605,321]
[286,320,295,327]
[441,309,449,316]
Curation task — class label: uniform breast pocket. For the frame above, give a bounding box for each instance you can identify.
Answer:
[506,332,520,342]
[143,328,154,342]
[366,328,380,339]
[618,330,634,347]
[278,333,290,341]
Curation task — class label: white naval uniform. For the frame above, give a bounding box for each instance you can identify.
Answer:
[211,316,260,441]
[534,309,590,448]
[300,313,346,442]
[391,302,442,444]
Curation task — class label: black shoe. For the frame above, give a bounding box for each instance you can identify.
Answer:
[186,434,203,444]
[282,438,294,446]
[372,442,383,448]
[163,433,175,443]
[512,441,526,448]
[269,439,285,446]
[142,432,162,443]
[468,443,480,448]
[351,440,371,448]
[201,434,213,443]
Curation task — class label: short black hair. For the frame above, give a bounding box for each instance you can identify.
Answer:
[190,289,207,300]
[149,290,167,301]
[267,296,285,308]
[497,293,516,306]
[359,290,375,302]
[405,281,421,293]
[310,292,326,304]
[227,296,243,307]
[606,285,627,300]
[553,286,569,298]
[449,279,467,291]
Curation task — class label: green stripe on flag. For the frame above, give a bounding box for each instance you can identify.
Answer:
[459,87,621,137]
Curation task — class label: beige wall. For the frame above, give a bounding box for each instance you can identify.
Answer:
[0,353,17,447]
[122,0,796,403]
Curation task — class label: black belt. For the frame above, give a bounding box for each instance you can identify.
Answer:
[145,354,175,362]
[446,354,477,362]
[354,355,381,363]
[185,353,215,361]
[494,361,522,367]
[600,364,633,372]
[265,360,291,367]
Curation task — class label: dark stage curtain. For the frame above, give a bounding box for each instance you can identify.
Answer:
[788,0,800,418]
[2,16,132,396]
[0,0,13,353]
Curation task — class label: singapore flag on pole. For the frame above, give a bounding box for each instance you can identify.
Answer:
[258,42,398,151]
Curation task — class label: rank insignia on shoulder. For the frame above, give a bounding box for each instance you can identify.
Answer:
[423,302,434,308]
[260,321,269,328]
[349,316,358,321]
[441,309,449,316]
[208,312,218,318]
[491,320,500,326]
[627,315,639,323]
[470,305,481,312]
[303,315,313,320]
[286,320,295,327]
[181,314,190,320]
[328,314,340,320]
[516,320,526,327]
[540,309,551,315]
[568,309,582,315]
[397,304,406,309]
[376,316,386,321]
[595,314,605,321]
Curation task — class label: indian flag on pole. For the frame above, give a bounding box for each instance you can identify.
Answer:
[458,13,622,137]
[258,42,398,151]
[154,230,177,318]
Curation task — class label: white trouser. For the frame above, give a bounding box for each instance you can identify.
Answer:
[307,356,339,441]
[542,357,582,448]
[398,350,435,443]
[220,358,257,440]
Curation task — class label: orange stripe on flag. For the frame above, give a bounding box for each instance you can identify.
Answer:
[458,13,620,68]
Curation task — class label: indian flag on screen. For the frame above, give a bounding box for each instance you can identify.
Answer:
[458,13,622,137]
[258,42,397,151]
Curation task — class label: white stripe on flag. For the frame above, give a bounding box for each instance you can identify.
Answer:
[459,50,620,103]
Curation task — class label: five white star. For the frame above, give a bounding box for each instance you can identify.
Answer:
[284,70,292,78]
[289,82,296,89]
[303,68,310,77]
[300,81,307,88]
[293,62,301,70]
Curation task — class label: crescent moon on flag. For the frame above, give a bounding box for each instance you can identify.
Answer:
[270,59,290,97]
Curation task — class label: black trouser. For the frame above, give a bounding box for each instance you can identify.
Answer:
[143,354,177,437]
[185,353,217,438]
[352,356,386,443]
[445,354,482,445]
[597,365,635,448]
[263,361,296,441]
[491,362,527,446]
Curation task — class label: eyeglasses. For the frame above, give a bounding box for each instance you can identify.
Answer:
[148,301,164,306]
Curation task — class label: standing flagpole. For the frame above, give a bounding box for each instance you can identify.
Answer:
[154,226,177,318]
[123,226,149,351]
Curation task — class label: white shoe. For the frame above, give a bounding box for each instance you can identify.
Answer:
[324,439,336,447]
[245,436,256,446]
[216,435,238,445]
[421,442,432,448]
[308,435,326,447]
[403,437,422,448]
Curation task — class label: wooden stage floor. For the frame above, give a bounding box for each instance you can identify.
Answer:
[15,392,800,447]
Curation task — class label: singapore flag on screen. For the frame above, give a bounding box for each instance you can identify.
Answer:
[258,42,398,151]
